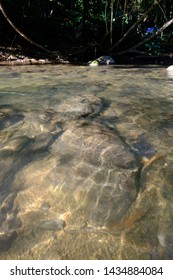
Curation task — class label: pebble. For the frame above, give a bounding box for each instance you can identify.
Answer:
[37,218,66,231]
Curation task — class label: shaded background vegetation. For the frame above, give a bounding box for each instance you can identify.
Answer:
[0,0,173,63]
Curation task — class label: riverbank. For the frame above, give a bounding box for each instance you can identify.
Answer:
[0,45,173,66]
[0,46,70,66]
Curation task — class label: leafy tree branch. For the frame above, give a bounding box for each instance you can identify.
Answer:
[110,0,161,52]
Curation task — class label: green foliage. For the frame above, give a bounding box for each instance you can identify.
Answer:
[0,0,173,55]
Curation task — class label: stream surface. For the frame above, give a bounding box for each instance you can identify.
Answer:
[0,64,173,260]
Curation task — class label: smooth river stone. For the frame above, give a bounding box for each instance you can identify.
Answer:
[37,219,66,231]
[50,120,139,227]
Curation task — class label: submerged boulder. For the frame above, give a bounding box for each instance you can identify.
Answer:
[1,94,165,259]
[50,120,139,227]
[50,95,103,121]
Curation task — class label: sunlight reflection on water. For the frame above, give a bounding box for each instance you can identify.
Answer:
[0,65,173,260]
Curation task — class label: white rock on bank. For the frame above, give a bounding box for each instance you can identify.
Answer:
[89,56,115,66]
[167,65,173,71]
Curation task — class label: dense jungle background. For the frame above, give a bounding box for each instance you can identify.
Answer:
[0,0,173,64]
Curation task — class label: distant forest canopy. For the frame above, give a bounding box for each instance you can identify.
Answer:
[0,0,173,63]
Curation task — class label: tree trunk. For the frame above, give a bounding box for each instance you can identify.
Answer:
[110,0,114,46]
[82,0,89,42]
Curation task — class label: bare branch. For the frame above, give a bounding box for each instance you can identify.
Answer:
[110,0,161,52]
[112,16,173,57]
[130,17,173,50]
[0,2,55,54]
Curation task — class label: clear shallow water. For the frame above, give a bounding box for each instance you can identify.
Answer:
[0,64,173,260]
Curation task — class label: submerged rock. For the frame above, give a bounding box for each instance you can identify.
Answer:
[50,120,139,227]
[0,231,18,252]
[38,218,66,231]
[51,95,103,121]
[0,107,24,130]
[0,94,166,259]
